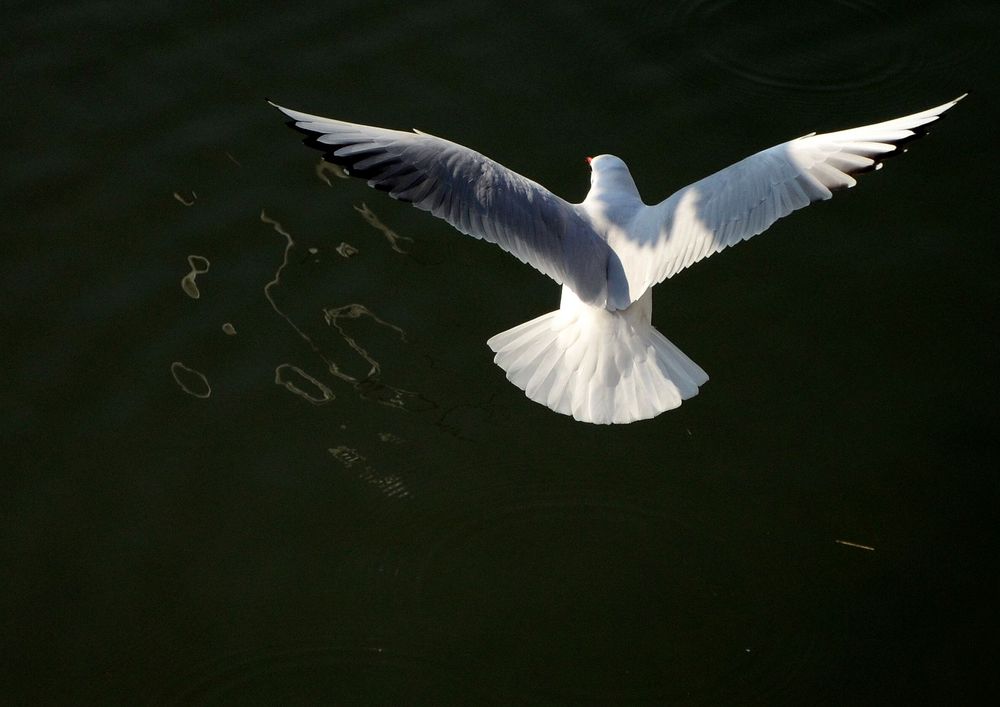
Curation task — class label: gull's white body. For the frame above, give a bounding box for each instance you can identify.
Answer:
[271,95,964,423]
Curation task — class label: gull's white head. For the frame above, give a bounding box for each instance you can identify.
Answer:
[585,154,640,202]
[587,153,628,170]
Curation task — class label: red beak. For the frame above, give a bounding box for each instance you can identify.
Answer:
[585,156,593,165]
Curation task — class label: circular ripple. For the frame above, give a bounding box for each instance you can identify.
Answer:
[156,644,500,706]
[635,0,909,105]
[368,481,823,703]
[903,1,996,79]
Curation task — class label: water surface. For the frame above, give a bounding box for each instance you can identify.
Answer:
[3,1,999,703]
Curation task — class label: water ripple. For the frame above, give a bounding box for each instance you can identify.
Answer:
[155,644,501,706]
[357,482,822,702]
[651,0,907,102]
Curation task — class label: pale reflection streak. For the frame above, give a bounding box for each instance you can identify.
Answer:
[328,445,410,499]
[260,209,338,400]
[259,210,419,410]
[315,156,411,256]
[336,242,359,258]
[173,190,197,206]
[170,361,211,398]
[323,304,407,381]
[180,255,210,299]
[275,363,335,404]
[315,158,348,185]
[354,202,414,254]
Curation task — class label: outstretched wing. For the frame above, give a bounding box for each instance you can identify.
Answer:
[613,95,965,303]
[270,102,617,307]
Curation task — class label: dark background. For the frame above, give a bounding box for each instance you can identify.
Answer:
[3,1,998,704]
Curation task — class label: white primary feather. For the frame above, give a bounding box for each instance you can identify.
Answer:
[271,95,964,423]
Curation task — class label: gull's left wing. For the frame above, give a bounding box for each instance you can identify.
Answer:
[270,102,620,307]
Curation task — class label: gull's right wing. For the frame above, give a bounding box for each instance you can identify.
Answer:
[610,95,966,304]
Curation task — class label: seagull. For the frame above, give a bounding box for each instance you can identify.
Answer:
[269,94,964,424]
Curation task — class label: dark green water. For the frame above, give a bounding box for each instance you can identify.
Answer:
[4,1,999,703]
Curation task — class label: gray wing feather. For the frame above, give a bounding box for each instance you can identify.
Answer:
[270,102,616,307]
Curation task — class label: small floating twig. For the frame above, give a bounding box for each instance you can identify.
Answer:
[835,539,875,551]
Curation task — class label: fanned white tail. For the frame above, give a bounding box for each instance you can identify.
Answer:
[487,288,708,424]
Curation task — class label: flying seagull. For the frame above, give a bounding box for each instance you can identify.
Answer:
[269,94,964,424]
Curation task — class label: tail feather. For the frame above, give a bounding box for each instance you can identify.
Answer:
[487,288,708,424]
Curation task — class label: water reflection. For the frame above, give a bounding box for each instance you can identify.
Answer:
[173,190,197,206]
[335,241,359,258]
[315,158,347,185]
[170,361,211,399]
[328,445,410,499]
[274,363,335,405]
[259,209,431,412]
[354,202,414,254]
[180,254,210,299]
[322,304,407,380]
